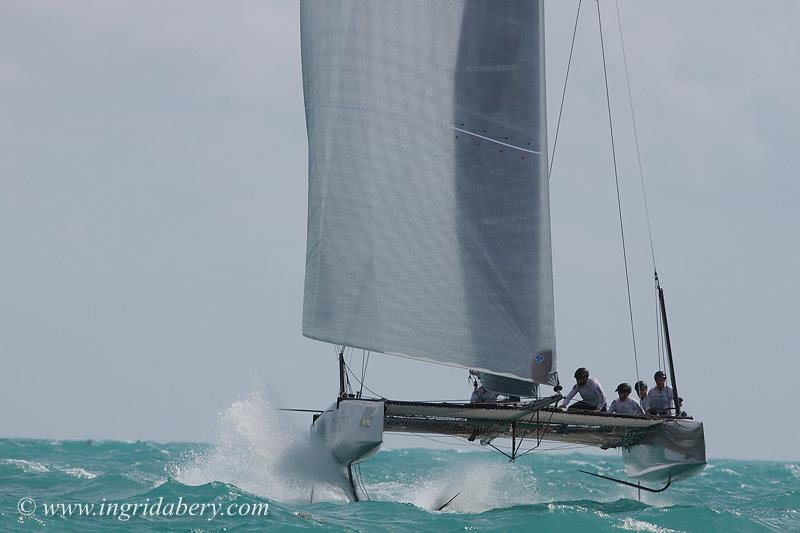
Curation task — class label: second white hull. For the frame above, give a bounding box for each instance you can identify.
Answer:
[623,418,707,483]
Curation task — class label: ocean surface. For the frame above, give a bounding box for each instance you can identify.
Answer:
[2,393,798,532]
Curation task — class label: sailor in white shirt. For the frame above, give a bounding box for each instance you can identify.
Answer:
[560,367,607,411]
[608,383,644,415]
[646,370,674,415]
[635,380,650,413]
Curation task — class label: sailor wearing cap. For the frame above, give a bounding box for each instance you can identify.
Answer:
[634,380,650,413]
[560,367,607,411]
[608,383,644,415]
[646,370,675,415]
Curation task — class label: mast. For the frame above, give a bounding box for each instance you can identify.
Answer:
[656,273,681,414]
[338,349,346,398]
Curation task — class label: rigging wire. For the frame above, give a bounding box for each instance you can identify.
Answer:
[347,347,354,394]
[515,442,593,459]
[614,0,666,374]
[391,431,592,455]
[614,0,658,274]
[359,350,371,398]
[335,344,355,395]
[596,0,640,382]
[345,361,383,399]
[549,0,583,179]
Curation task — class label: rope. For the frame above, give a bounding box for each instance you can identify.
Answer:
[549,0,583,179]
[345,362,383,399]
[596,0,640,382]
[395,432,474,448]
[335,344,359,396]
[516,442,593,459]
[394,431,591,456]
[614,0,658,273]
[359,350,371,398]
[346,347,354,394]
[615,0,665,376]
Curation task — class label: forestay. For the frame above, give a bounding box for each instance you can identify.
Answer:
[300,1,557,385]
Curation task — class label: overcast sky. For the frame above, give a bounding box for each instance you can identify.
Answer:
[1,1,798,461]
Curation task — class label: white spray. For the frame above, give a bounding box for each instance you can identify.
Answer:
[171,384,349,503]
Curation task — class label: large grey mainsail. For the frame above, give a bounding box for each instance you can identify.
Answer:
[300,1,556,385]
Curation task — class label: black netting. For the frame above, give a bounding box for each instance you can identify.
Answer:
[384,402,659,450]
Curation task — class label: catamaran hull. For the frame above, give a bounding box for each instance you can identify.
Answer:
[310,399,384,466]
[623,419,707,483]
[310,397,705,489]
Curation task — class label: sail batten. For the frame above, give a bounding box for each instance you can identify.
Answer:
[301,0,556,385]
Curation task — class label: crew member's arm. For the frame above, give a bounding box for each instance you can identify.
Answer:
[560,385,578,407]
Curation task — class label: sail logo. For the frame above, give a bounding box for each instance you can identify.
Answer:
[534,353,545,364]
[360,407,376,427]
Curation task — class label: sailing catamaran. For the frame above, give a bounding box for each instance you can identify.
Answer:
[297,1,706,502]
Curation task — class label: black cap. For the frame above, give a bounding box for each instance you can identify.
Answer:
[615,382,632,394]
[574,367,589,380]
[654,370,667,380]
[634,380,648,392]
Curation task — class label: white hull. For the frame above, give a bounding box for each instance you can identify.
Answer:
[623,419,707,483]
[310,398,384,466]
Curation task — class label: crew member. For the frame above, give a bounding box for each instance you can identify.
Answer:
[646,370,675,415]
[560,367,607,411]
[608,383,644,415]
[634,380,650,413]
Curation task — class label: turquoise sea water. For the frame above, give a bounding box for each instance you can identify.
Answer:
[1,392,798,532]
[2,438,798,532]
